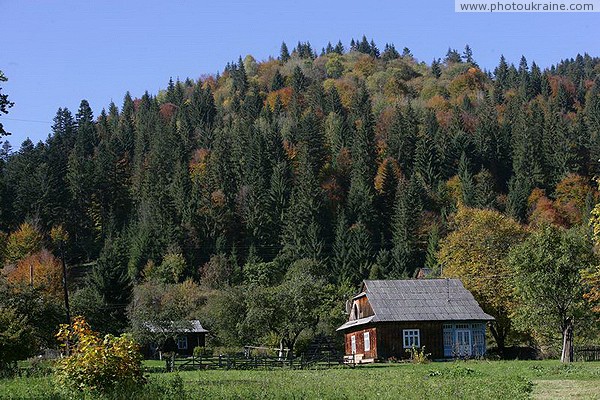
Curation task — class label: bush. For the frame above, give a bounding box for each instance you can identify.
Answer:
[0,306,35,376]
[193,346,213,357]
[405,345,431,364]
[54,316,145,394]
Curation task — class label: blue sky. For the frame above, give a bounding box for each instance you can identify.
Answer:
[2,0,599,146]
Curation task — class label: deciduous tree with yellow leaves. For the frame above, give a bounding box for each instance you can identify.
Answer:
[439,207,528,356]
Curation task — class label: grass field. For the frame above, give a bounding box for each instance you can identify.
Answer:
[0,360,599,399]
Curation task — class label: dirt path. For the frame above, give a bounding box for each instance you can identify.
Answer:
[533,380,600,399]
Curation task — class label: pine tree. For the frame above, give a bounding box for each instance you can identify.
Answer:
[280,42,290,62]
[44,108,77,229]
[371,248,393,278]
[586,78,600,173]
[375,158,400,247]
[291,66,307,93]
[445,48,462,64]
[66,100,98,260]
[88,236,132,334]
[348,222,374,283]
[424,224,440,275]
[271,70,285,91]
[414,112,442,188]
[0,70,14,136]
[281,146,326,262]
[518,56,535,101]
[332,210,353,283]
[431,58,442,79]
[474,168,497,209]
[381,44,400,61]
[458,153,476,207]
[347,84,377,230]
[391,177,422,277]
[493,55,509,104]
[507,175,532,222]
[462,45,475,65]
[325,42,334,54]
[387,105,417,175]
[530,62,542,98]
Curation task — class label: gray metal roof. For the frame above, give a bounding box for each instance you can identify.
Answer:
[337,279,493,331]
[145,320,209,333]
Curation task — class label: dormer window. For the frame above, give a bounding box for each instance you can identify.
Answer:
[351,303,360,320]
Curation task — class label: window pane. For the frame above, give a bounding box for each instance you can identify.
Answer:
[403,329,420,348]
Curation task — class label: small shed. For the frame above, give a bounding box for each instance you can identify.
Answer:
[144,320,208,358]
[337,279,494,363]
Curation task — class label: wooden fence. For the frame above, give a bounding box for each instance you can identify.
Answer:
[574,346,600,362]
[166,353,344,372]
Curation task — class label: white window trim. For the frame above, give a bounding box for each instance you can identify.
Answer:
[364,332,371,352]
[402,329,420,348]
[177,336,188,350]
[351,335,357,354]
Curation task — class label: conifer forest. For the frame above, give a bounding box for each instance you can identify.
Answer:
[1,38,600,358]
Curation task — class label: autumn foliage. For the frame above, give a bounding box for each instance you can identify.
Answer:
[55,316,145,393]
[5,222,43,265]
[440,207,528,351]
[6,249,62,298]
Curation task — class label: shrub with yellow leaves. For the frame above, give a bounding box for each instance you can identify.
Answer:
[54,316,145,394]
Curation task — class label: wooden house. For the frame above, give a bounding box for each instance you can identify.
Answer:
[337,279,494,363]
[144,320,208,358]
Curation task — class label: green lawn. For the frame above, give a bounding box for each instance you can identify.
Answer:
[1,360,599,399]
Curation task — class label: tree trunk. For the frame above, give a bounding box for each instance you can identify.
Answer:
[489,323,506,358]
[561,317,574,363]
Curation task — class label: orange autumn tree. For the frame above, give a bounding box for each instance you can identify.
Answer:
[7,249,62,299]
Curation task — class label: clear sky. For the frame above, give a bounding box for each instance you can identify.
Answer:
[2,0,599,147]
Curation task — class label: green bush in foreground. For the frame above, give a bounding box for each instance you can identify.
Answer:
[54,316,145,395]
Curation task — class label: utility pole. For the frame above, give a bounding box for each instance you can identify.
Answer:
[60,240,71,326]
[60,240,71,356]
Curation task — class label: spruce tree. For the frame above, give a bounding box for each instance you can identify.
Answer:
[381,44,400,62]
[387,105,417,175]
[348,222,374,283]
[271,70,285,91]
[414,112,442,188]
[281,145,325,262]
[586,78,600,173]
[493,55,509,104]
[332,210,353,283]
[424,224,440,275]
[88,236,132,334]
[431,59,442,79]
[507,175,532,222]
[458,153,476,207]
[280,42,290,62]
[391,177,422,277]
[474,168,497,209]
[291,66,307,93]
[462,45,475,65]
